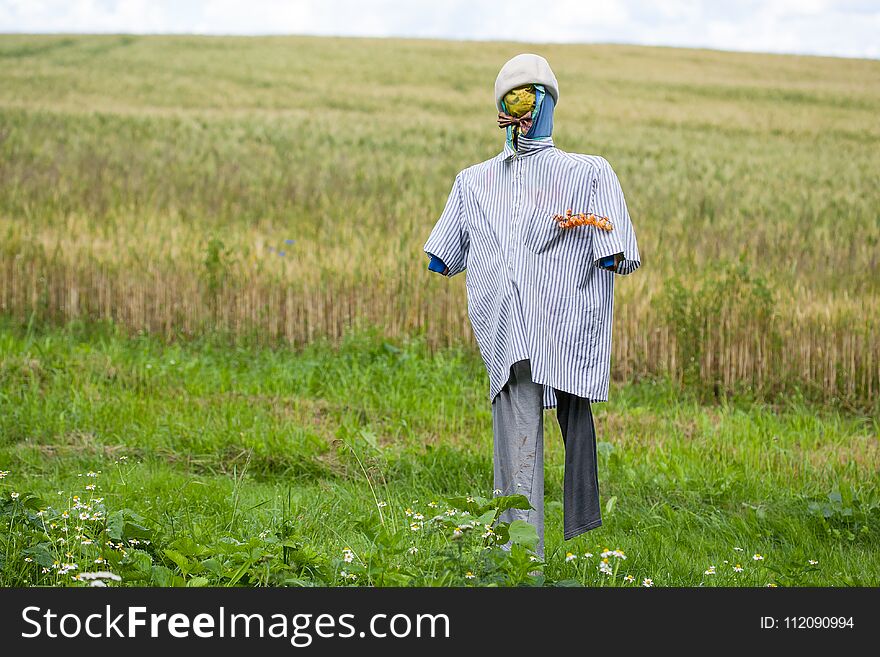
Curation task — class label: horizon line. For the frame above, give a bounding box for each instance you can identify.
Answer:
[1,31,877,63]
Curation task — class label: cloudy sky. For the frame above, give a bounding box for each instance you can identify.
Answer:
[1,0,877,59]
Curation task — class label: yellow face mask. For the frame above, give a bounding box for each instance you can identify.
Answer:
[502,84,536,118]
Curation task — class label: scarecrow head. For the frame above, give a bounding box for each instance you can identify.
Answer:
[494,53,559,149]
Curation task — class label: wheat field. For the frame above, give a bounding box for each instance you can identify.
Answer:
[0,34,878,410]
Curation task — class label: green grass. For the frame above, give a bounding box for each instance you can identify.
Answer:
[1,319,877,586]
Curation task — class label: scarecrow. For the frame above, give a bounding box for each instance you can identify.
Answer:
[423,53,641,557]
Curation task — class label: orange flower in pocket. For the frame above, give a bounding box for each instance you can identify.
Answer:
[553,210,614,231]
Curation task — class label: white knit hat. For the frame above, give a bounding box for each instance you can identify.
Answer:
[494,53,559,111]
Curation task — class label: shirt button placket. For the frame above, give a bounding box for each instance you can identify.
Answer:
[509,159,522,274]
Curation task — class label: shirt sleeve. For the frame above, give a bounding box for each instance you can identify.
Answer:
[590,158,641,275]
[423,173,470,277]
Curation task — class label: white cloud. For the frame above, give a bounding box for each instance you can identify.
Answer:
[0,0,876,59]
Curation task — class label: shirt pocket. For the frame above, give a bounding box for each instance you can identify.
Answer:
[555,174,598,245]
[564,224,594,246]
[522,197,570,253]
[521,174,596,257]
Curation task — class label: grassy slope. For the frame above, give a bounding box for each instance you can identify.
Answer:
[0,36,878,380]
[1,34,877,289]
[2,34,878,293]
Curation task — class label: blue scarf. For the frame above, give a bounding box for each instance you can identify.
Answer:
[501,83,555,150]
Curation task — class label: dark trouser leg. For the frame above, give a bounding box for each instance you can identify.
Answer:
[554,388,602,539]
[492,359,545,556]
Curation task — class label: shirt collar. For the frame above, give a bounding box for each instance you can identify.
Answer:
[500,135,555,161]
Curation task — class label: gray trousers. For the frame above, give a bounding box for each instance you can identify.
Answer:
[492,359,602,557]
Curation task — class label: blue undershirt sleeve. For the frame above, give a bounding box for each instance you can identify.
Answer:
[427,253,448,273]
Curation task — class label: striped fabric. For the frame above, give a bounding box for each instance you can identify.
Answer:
[424,134,641,409]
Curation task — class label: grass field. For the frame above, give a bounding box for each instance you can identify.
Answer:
[0,35,878,586]
[1,320,878,586]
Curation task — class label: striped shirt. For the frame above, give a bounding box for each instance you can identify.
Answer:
[424,134,641,409]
